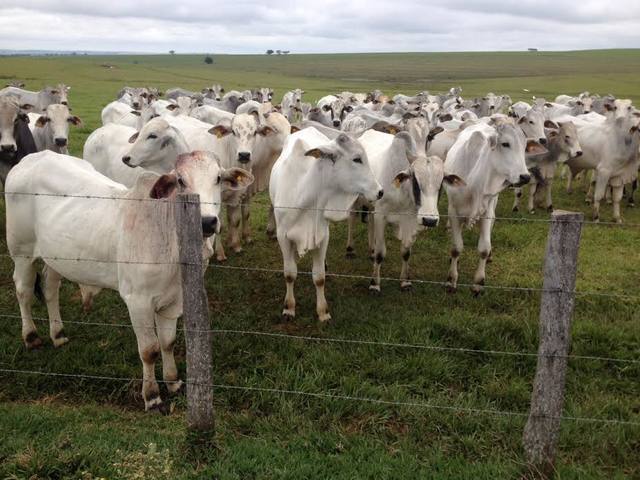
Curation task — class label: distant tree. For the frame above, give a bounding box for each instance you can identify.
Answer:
[204,55,214,64]
[276,50,282,55]
[169,50,175,55]
[282,50,290,55]
[266,49,274,55]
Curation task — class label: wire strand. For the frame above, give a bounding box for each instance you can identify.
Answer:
[1,367,638,427]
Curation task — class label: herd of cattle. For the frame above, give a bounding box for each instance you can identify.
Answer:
[1,82,639,412]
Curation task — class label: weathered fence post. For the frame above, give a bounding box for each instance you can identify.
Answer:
[175,193,214,434]
[523,210,583,478]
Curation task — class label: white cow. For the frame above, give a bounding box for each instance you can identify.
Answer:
[281,89,305,123]
[357,130,464,292]
[6,150,253,411]
[101,101,141,127]
[444,122,544,294]
[270,128,383,321]
[0,84,70,111]
[316,95,352,128]
[190,105,235,125]
[28,104,82,154]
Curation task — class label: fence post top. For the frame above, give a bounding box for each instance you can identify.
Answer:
[550,210,584,221]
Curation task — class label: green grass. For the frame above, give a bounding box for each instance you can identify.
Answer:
[1,51,639,479]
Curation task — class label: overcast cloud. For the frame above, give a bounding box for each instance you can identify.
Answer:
[1,0,639,53]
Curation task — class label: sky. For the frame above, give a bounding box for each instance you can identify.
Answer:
[1,0,639,54]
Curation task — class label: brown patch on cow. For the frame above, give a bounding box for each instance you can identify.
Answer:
[284,274,295,283]
[314,277,325,288]
[145,385,161,401]
[54,329,66,339]
[375,253,384,264]
[479,250,491,260]
[142,344,160,364]
[451,249,460,258]
[150,174,177,199]
[402,250,411,261]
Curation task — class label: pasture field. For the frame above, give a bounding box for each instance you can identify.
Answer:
[1,51,639,479]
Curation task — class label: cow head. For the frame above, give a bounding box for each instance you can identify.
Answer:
[517,108,547,145]
[488,123,536,187]
[35,104,82,152]
[149,150,254,237]
[322,96,353,128]
[304,133,382,204]
[0,96,30,155]
[122,117,190,173]
[208,113,276,167]
[545,121,583,160]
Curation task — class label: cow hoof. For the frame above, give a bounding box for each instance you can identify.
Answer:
[52,336,69,348]
[585,199,592,205]
[216,254,227,263]
[24,331,43,350]
[445,284,457,294]
[244,237,253,245]
[628,202,635,208]
[529,209,535,215]
[547,205,553,213]
[471,286,484,297]
[512,206,519,213]
[368,283,381,295]
[232,247,243,254]
[148,401,170,416]
[400,282,413,292]
[167,379,184,396]
[345,247,356,259]
[266,230,276,240]
[616,218,623,225]
[282,310,295,321]
[318,312,332,322]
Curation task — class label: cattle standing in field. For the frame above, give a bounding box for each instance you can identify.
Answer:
[5,150,253,412]
[28,104,82,154]
[316,95,353,128]
[281,89,305,123]
[0,84,70,112]
[444,122,545,294]
[357,130,464,292]
[269,128,383,321]
[253,87,274,104]
[202,84,225,101]
[0,96,37,186]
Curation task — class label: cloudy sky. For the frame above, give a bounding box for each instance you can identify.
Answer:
[1,0,639,53]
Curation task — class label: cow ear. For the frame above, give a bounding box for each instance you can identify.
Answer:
[149,173,177,199]
[547,130,559,139]
[35,116,49,128]
[544,102,553,108]
[518,116,527,124]
[208,125,232,138]
[166,104,179,111]
[18,112,29,122]
[128,132,139,143]
[220,167,254,191]
[438,113,453,122]
[526,140,548,155]
[322,104,331,112]
[443,174,466,187]
[290,125,300,133]
[130,110,141,117]
[20,103,34,112]
[427,126,444,141]
[488,134,498,150]
[630,125,639,135]
[544,120,559,130]
[393,170,412,187]
[68,116,83,127]
[305,147,335,162]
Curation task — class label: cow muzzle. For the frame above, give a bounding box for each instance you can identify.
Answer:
[0,143,16,153]
[122,156,133,167]
[238,152,251,164]
[514,174,531,187]
[55,138,67,147]
[201,216,219,237]
[421,216,439,228]
[333,120,341,128]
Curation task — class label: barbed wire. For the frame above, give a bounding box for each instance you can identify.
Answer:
[1,312,637,365]
[0,367,638,426]
[0,252,638,301]
[3,190,638,227]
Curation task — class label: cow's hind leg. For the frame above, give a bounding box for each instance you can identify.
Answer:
[226,204,243,254]
[42,266,68,348]
[266,205,277,239]
[472,217,492,296]
[156,310,182,395]
[127,298,165,412]
[369,215,387,294]
[512,187,522,212]
[279,237,297,320]
[628,179,637,207]
[241,199,253,244]
[612,185,624,224]
[446,212,463,293]
[13,257,42,349]
[346,211,357,258]
[399,239,413,291]
[312,238,330,322]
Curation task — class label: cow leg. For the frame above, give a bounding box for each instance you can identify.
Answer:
[214,235,227,263]
[312,238,330,322]
[527,181,536,214]
[279,237,297,320]
[446,212,463,293]
[226,204,243,253]
[592,173,609,222]
[156,311,182,394]
[472,217,492,296]
[545,178,554,212]
[566,172,574,194]
[399,239,413,291]
[241,199,252,244]
[346,211,357,258]
[367,213,375,260]
[42,266,68,348]
[628,179,637,207]
[369,215,386,294]
[13,258,42,349]
[127,298,164,412]
[612,185,624,224]
[605,185,613,205]
[512,188,522,212]
[266,205,277,239]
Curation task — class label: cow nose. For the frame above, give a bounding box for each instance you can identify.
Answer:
[201,216,218,237]
[122,156,132,166]
[422,217,438,228]
[215,97,221,101]
[238,152,251,164]
[54,138,67,147]
[575,150,583,157]
[539,138,547,145]
[333,120,341,127]
[132,102,140,109]
[518,174,531,185]
[377,189,384,200]
[61,101,68,106]
[1,144,16,153]
[489,106,495,110]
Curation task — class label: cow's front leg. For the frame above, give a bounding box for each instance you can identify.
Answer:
[399,239,413,291]
[346,211,357,258]
[628,179,637,207]
[446,211,463,293]
[367,212,375,260]
[279,237,297,320]
[527,181,537,214]
[156,310,182,395]
[312,238,330,322]
[472,217,492,296]
[545,178,554,212]
[369,214,387,294]
[266,205,277,239]
[226,204,243,253]
[612,184,624,224]
[241,198,253,244]
[512,187,522,212]
[13,258,42,349]
[42,266,68,348]
[592,173,609,222]
[127,298,165,413]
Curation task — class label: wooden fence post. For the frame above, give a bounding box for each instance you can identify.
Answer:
[523,210,583,478]
[175,193,214,433]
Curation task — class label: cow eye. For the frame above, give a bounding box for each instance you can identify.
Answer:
[353,157,362,164]
[216,175,221,185]
[501,142,510,148]
[529,121,534,124]
[147,133,157,140]
[177,177,186,188]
